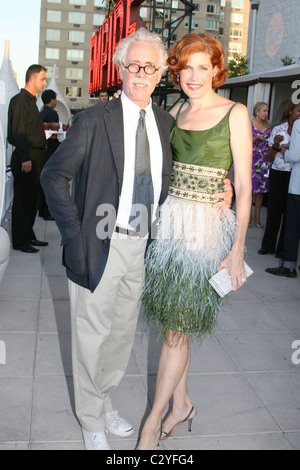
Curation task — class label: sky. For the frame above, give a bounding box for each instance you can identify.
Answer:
[0,0,41,88]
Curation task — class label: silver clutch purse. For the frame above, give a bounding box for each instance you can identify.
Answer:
[208,262,254,298]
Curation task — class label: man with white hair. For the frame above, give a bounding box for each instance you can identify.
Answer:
[41,29,232,450]
[42,29,173,450]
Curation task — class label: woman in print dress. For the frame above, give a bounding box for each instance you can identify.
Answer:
[249,102,271,228]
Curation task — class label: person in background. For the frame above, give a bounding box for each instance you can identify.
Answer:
[265,118,300,278]
[40,89,59,124]
[7,64,49,253]
[97,90,109,103]
[39,89,60,221]
[258,102,300,257]
[249,102,271,228]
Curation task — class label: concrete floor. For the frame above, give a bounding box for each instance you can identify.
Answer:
[0,206,300,450]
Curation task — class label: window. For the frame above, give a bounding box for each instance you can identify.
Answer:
[66,86,82,98]
[47,10,62,22]
[68,12,86,24]
[46,29,61,41]
[93,14,105,26]
[206,4,218,14]
[66,49,84,61]
[230,28,243,38]
[228,42,242,53]
[69,0,86,5]
[45,48,60,60]
[140,8,148,19]
[220,12,225,21]
[47,0,61,3]
[185,18,199,28]
[46,66,59,79]
[94,0,107,6]
[220,0,226,7]
[231,13,244,23]
[68,31,85,42]
[231,0,244,8]
[66,68,83,80]
[206,4,216,14]
[205,20,218,31]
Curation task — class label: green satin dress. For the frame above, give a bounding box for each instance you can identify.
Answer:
[171,105,234,170]
[142,103,237,340]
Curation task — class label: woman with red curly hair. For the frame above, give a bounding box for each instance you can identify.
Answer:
[138,33,252,449]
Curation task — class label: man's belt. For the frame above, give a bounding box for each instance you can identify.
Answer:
[114,226,144,238]
[115,226,137,236]
[30,146,47,150]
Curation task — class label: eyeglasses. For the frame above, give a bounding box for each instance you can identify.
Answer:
[123,63,160,75]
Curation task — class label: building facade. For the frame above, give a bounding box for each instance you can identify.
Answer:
[247,0,300,74]
[218,0,300,125]
[39,0,108,111]
[39,0,250,110]
[140,0,250,62]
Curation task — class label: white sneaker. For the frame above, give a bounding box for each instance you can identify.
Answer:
[82,429,111,450]
[105,410,134,437]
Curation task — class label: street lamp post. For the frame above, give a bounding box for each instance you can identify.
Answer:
[249,0,260,74]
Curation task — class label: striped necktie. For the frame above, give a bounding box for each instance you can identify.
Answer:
[129,109,154,236]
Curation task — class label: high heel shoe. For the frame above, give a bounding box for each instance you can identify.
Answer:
[160,406,197,440]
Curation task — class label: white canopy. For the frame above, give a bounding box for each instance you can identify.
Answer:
[0,40,19,222]
[221,64,300,88]
[0,123,10,285]
[0,40,19,166]
[0,123,5,220]
[219,64,300,119]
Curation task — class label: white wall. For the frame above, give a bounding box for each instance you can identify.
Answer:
[248,0,300,73]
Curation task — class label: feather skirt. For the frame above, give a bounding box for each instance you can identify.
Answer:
[142,195,236,340]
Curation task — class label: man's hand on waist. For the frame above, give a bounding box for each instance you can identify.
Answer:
[212,178,234,212]
[21,161,32,173]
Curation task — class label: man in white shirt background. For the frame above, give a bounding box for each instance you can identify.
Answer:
[266,118,300,278]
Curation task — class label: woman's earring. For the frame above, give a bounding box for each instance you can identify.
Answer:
[176,74,180,82]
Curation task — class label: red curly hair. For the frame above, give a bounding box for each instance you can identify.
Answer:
[167,33,228,89]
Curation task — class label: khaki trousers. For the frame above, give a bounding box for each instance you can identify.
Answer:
[68,234,147,432]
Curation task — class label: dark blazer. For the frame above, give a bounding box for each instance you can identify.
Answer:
[41,98,174,292]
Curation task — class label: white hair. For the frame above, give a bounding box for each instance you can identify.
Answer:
[113,28,168,73]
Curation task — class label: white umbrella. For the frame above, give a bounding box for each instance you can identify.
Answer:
[0,123,10,285]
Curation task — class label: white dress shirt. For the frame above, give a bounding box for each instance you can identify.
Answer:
[116,92,163,229]
[284,119,300,195]
[268,122,293,172]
